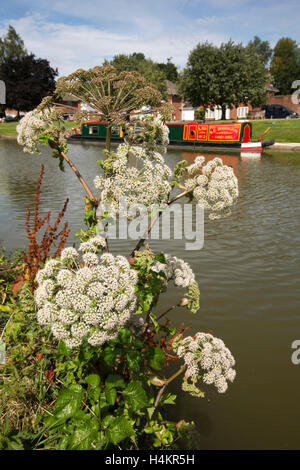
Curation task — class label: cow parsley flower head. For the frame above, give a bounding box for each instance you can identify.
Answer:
[35,241,138,348]
[17,105,65,155]
[94,139,172,219]
[173,332,236,396]
[16,109,51,154]
[185,157,239,220]
[151,254,195,288]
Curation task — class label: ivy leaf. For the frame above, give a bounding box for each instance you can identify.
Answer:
[147,347,165,371]
[123,381,148,412]
[107,416,135,445]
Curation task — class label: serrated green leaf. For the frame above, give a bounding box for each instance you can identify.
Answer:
[54,385,83,421]
[85,374,100,388]
[107,416,135,445]
[70,417,100,450]
[126,350,141,372]
[147,347,165,371]
[123,381,148,412]
[105,387,117,406]
[105,374,126,390]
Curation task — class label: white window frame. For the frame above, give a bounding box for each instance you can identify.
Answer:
[237,106,249,118]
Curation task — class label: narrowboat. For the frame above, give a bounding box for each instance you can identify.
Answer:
[67,121,274,150]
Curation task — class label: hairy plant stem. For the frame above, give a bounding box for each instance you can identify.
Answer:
[153,365,187,411]
[156,300,182,323]
[105,124,112,152]
[50,141,98,204]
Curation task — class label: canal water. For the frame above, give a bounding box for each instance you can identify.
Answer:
[0,139,300,449]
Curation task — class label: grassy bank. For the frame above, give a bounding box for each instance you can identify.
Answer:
[1,118,300,142]
[0,120,75,137]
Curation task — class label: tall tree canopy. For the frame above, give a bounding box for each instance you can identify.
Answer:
[247,36,272,66]
[179,40,266,119]
[157,58,178,82]
[104,53,167,96]
[0,25,27,63]
[271,37,300,94]
[0,54,58,113]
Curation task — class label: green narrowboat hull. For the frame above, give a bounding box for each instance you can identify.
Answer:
[68,121,273,149]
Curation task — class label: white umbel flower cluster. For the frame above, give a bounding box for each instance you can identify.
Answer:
[94,142,172,217]
[175,332,236,394]
[151,254,195,288]
[35,236,138,348]
[17,109,52,154]
[185,156,239,220]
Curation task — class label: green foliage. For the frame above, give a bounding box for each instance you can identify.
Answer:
[179,40,266,116]
[271,37,300,94]
[0,54,57,112]
[247,35,273,66]
[157,58,179,82]
[0,25,27,63]
[105,52,168,96]
[194,108,205,121]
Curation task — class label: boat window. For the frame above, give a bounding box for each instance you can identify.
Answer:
[89,126,99,135]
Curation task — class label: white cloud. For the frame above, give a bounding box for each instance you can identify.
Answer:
[2,14,227,75]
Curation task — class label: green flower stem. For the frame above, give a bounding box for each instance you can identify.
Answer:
[153,365,187,411]
[156,300,182,322]
[49,140,98,204]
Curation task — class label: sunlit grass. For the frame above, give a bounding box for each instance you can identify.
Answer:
[1,118,300,142]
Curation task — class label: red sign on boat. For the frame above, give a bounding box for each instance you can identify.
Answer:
[208,124,241,142]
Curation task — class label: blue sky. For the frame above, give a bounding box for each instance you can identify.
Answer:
[0,0,299,75]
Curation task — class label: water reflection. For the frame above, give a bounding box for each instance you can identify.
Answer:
[0,140,300,449]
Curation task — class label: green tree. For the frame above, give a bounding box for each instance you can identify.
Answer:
[105,53,167,96]
[247,36,272,66]
[0,26,28,116]
[271,37,300,94]
[157,58,178,82]
[0,54,57,116]
[179,40,266,119]
[0,25,27,63]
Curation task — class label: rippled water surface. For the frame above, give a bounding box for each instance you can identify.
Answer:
[1,139,300,449]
